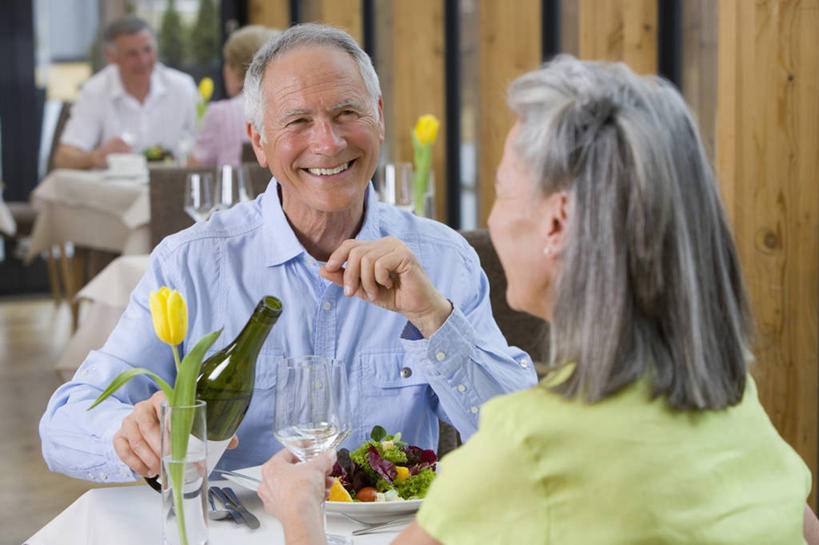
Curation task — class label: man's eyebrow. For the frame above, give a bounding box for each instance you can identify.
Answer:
[331,100,362,111]
[279,108,312,121]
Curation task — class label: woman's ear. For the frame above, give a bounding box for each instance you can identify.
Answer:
[540,190,569,257]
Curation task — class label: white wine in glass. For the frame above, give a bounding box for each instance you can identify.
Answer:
[274,355,352,545]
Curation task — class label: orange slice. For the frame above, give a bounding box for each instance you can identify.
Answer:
[329,477,353,502]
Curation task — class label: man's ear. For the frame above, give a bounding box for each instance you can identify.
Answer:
[377,96,385,142]
[246,122,269,167]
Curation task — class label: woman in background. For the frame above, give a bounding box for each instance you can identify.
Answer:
[257,55,818,544]
[188,25,278,166]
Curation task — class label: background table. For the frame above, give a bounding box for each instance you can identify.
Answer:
[25,168,151,330]
[25,481,404,545]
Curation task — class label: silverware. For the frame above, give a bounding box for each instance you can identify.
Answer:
[349,514,415,536]
[209,487,247,526]
[207,488,235,521]
[220,486,261,529]
[212,468,261,485]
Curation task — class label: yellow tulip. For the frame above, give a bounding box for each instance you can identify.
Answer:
[149,287,188,346]
[413,114,440,146]
[198,77,214,102]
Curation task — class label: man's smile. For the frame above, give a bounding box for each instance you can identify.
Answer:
[305,160,353,176]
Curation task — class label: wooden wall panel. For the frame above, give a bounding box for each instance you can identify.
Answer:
[247,0,290,29]
[315,0,362,45]
[681,0,718,162]
[391,0,447,220]
[717,0,819,507]
[477,0,541,226]
[578,0,657,74]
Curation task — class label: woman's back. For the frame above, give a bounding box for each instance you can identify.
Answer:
[418,375,809,544]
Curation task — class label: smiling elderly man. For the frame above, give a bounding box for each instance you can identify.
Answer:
[54,16,197,169]
[40,23,537,483]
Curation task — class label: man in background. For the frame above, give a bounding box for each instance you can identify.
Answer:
[54,16,197,169]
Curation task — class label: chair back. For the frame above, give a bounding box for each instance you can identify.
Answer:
[148,166,216,249]
[46,101,73,174]
[241,141,257,163]
[242,162,272,197]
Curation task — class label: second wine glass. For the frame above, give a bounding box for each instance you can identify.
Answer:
[184,173,215,222]
[274,355,352,545]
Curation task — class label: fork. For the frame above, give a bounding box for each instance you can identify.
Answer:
[336,512,415,535]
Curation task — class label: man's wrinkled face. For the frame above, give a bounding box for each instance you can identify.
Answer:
[250,45,384,215]
[109,29,157,84]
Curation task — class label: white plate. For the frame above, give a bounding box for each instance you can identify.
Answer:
[219,465,423,521]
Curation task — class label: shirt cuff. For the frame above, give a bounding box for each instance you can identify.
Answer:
[399,305,476,375]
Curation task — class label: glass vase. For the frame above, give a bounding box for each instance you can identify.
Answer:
[160,400,208,545]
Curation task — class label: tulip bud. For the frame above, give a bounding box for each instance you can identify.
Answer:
[198,77,214,102]
[413,114,440,146]
[149,287,188,346]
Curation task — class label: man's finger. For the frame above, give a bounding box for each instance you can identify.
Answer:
[325,239,359,271]
[114,435,151,476]
[342,246,363,297]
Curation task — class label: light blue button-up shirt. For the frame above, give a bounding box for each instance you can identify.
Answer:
[40,181,537,482]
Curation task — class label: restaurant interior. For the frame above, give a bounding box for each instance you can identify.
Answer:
[1,0,817,544]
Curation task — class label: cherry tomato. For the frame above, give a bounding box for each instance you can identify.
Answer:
[356,486,378,502]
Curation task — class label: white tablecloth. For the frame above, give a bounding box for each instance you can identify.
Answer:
[26,169,150,262]
[56,254,151,381]
[25,481,404,545]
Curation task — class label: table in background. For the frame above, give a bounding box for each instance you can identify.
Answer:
[25,480,404,545]
[25,168,151,329]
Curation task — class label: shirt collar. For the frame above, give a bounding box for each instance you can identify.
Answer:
[261,178,382,267]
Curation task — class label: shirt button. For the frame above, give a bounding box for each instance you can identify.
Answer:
[400,367,412,378]
[322,301,332,311]
[87,472,94,479]
[435,351,446,361]
[99,472,107,480]
[470,406,479,414]
[457,384,466,392]
[519,358,529,368]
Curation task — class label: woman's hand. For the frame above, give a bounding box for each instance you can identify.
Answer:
[257,449,336,538]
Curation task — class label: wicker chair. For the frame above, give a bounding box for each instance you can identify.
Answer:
[437,229,550,458]
[148,167,216,249]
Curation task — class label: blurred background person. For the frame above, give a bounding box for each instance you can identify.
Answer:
[187,25,279,167]
[257,55,818,545]
[54,15,197,170]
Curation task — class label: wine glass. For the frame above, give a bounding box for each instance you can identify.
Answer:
[184,172,215,222]
[376,162,414,212]
[214,165,236,211]
[274,355,352,545]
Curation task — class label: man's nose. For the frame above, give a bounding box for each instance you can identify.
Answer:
[310,120,346,155]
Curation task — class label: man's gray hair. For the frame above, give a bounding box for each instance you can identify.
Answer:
[102,15,153,48]
[509,55,752,410]
[243,23,381,136]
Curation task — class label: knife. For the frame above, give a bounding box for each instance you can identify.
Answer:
[210,487,254,528]
[220,486,261,529]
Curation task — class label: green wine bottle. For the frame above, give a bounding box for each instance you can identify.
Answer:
[196,295,282,471]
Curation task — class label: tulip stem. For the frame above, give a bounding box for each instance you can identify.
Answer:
[172,345,181,375]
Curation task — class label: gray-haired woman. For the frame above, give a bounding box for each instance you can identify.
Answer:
[257,55,818,544]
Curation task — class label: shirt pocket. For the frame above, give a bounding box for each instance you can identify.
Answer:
[240,350,282,435]
[355,350,431,439]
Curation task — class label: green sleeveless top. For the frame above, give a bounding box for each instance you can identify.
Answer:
[418,374,810,544]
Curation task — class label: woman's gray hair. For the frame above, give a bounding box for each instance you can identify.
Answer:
[243,23,381,137]
[509,55,752,410]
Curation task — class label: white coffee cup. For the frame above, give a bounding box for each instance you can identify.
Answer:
[107,153,147,176]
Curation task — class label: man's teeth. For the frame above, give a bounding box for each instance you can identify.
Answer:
[307,162,350,176]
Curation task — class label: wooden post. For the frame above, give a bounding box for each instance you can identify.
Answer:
[477,0,541,226]
[717,0,819,507]
[247,0,290,29]
[578,0,657,74]
[392,0,446,220]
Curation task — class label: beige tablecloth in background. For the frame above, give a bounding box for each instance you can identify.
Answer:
[56,254,150,381]
[26,169,150,262]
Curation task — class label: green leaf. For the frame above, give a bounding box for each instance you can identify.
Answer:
[172,328,222,407]
[370,425,387,442]
[87,368,174,410]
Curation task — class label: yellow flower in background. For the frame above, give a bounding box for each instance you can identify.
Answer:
[149,287,188,347]
[198,77,214,102]
[412,114,440,215]
[413,114,440,146]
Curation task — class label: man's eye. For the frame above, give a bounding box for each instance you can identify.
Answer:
[339,110,358,118]
[288,118,307,126]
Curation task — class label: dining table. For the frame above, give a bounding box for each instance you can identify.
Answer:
[24,167,151,330]
[25,479,405,545]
